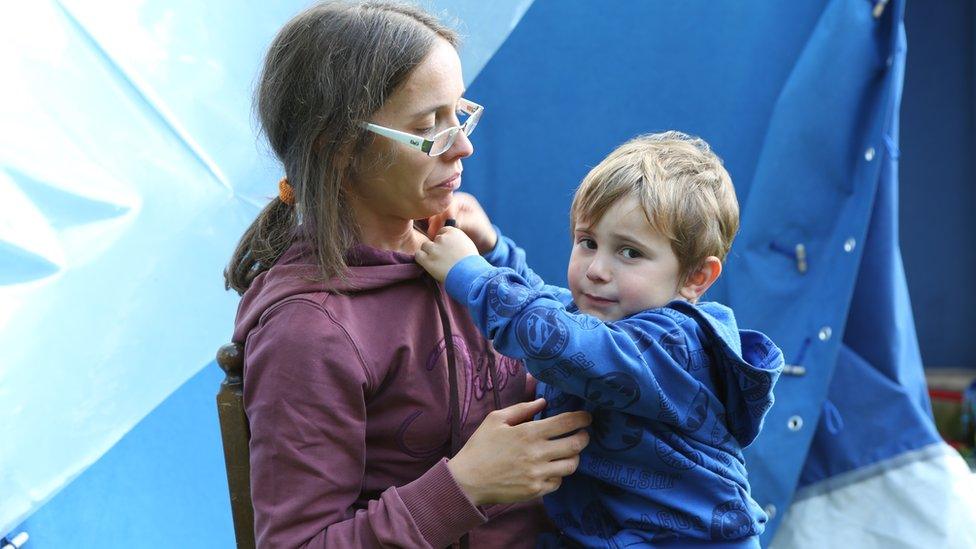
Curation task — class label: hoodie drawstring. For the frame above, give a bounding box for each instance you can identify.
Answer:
[429,278,462,458]
[428,278,471,549]
[485,339,501,410]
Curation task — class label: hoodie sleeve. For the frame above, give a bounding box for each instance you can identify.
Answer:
[482,226,573,306]
[445,257,704,425]
[244,299,486,548]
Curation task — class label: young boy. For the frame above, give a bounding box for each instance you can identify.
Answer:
[416,131,784,548]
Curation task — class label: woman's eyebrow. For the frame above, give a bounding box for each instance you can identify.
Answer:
[408,92,466,119]
[407,105,442,119]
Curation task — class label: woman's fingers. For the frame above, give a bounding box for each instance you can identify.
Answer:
[529,409,592,438]
[537,429,589,461]
[543,454,582,481]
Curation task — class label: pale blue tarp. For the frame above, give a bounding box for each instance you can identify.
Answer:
[0,0,532,535]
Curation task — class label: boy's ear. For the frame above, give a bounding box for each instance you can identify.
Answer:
[679,256,722,302]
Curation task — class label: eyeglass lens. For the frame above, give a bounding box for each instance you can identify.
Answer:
[429,105,481,156]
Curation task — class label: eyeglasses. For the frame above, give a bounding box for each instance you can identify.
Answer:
[362,98,483,157]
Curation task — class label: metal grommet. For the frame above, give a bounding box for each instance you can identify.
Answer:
[844,238,856,253]
[764,504,777,519]
[787,416,804,431]
[818,326,832,341]
[864,147,876,161]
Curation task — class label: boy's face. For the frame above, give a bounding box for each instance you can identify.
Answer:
[567,195,683,321]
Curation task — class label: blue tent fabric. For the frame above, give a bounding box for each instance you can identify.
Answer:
[723,0,940,538]
[464,0,967,544]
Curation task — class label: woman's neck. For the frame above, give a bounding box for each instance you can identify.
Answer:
[353,209,427,254]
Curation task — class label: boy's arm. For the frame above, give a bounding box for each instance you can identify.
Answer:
[445,256,700,423]
[481,226,572,304]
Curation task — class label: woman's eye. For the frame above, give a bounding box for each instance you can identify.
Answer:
[621,247,642,259]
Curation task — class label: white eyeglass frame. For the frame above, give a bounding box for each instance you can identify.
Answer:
[362,98,483,157]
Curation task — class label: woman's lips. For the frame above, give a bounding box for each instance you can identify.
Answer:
[433,172,461,191]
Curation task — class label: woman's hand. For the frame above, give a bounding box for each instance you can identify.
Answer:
[427,192,498,254]
[416,227,479,282]
[447,398,591,506]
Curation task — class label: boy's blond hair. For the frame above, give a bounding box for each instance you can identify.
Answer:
[570,131,739,282]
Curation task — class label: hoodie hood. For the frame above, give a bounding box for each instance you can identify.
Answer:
[668,300,784,447]
[233,238,426,344]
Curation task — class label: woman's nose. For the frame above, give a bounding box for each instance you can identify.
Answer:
[443,129,474,160]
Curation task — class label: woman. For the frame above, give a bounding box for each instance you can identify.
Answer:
[224,2,590,547]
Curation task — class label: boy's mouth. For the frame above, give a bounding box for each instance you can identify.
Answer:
[582,293,617,305]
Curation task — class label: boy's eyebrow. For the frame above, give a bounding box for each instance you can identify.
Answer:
[608,230,644,242]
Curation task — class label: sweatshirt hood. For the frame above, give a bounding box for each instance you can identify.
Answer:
[232,238,426,343]
[667,300,784,447]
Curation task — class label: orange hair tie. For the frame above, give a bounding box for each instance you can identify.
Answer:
[278,177,295,206]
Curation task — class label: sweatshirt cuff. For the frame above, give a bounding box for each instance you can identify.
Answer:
[482,224,509,263]
[445,255,493,304]
[396,458,487,547]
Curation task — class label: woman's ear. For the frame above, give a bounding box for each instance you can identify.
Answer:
[678,256,722,302]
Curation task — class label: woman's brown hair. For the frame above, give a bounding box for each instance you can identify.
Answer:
[225,0,459,294]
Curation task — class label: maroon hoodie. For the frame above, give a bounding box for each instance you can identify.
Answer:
[233,237,552,548]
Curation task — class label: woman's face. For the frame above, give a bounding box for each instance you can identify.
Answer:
[350,38,474,223]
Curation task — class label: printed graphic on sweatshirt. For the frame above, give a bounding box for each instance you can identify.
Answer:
[580,454,678,490]
[710,413,733,446]
[397,335,522,458]
[736,364,773,405]
[681,387,709,433]
[592,411,644,452]
[584,372,640,410]
[655,432,705,470]
[618,321,654,354]
[515,306,569,359]
[710,500,755,540]
[623,508,708,537]
[658,327,690,369]
[487,280,533,317]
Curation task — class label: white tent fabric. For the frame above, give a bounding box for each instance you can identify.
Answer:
[0,0,533,535]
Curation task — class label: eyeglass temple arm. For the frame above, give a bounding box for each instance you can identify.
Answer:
[362,123,433,154]
[458,98,482,116]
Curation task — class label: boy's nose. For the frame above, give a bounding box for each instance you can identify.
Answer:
[585,257,611,282]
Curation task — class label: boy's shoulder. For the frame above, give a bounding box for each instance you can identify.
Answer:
[621,300,725,334]
[618,300,743,355]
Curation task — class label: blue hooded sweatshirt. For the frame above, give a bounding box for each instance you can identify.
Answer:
[444,231,784,548]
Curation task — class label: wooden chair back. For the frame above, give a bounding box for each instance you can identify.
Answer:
[216,342,256,549]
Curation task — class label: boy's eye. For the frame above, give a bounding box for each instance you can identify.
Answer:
[621,247,642,259]
[416,126,436,136]
[577,237,597,250]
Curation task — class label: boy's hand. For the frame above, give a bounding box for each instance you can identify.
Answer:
[427,192,498,254]
[416,227,479,282]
